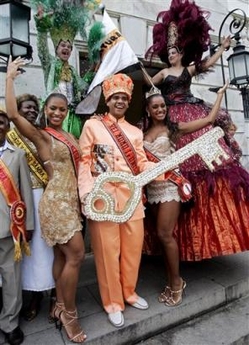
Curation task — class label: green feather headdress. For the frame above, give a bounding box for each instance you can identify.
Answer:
[87,21,105,65]
[30,0,101,48]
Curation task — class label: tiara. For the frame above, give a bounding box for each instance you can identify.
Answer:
[145,86,162,99]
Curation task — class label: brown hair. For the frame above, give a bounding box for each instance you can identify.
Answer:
[228,123,237,131]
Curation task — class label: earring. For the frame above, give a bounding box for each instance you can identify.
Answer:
[34,112,43,126]
[147,111,150,118]
[35,112,48,128]
[45,113,48,127]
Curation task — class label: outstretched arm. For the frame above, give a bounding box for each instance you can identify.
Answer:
[35,5,53,86]
[203,36,231,70]
[140,62,166,87]
[188,36,231,76]
[178,82,228,134]
[151,69,168,86]
[5,57,46,146]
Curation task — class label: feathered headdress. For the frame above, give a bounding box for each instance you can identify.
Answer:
[146,0,213,67]
[30,0,101,49]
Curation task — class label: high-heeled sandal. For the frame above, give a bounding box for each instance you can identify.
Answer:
[50,302,65,327]
[59,309,87,343]
[158,285,171,303]
[164,280,186,307]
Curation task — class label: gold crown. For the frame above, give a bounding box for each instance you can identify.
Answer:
[145,86,162,99]
[102,74,134,101]
[167,21,178,48]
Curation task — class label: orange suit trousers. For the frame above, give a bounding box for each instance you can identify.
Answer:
[89,218,144,313]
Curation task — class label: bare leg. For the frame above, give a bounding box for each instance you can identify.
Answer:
[56,232,85,311]
[56,232,86,342]
[53,246,65,303]
[157,200,182,291]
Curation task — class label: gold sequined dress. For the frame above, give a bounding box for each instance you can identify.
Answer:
[39,136,82,246]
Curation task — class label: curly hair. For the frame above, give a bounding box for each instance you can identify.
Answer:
[16,94,39,112]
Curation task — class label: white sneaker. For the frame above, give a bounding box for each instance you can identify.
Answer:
[108,311,124,327]
[130,296,149,310]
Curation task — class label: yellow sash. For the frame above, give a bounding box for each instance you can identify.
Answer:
[7,129,48,187]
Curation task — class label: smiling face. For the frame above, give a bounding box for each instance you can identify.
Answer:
[167,46,183,66]
[106,93,129,120]
[146,95,167,123]
[44,95,68,128]
[56,40,72,62]
[19,100,39,125]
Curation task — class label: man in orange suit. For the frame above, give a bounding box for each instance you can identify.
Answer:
[78,74,153,328]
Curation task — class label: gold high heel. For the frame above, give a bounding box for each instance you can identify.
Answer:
[158,285,171,303]
[50,302,64,327]
[164,280,186,307]
[59,309,87,343]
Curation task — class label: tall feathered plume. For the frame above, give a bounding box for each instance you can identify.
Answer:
[146,0,213,67]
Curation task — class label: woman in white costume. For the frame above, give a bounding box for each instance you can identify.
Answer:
[7,94,55,321]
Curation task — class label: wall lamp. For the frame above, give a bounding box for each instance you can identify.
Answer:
[210,8,249,118]
[0,0,33,72]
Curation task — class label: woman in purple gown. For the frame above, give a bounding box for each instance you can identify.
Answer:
[146,0,249,261]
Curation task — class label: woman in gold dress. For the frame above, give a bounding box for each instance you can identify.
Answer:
[5,57,86,344]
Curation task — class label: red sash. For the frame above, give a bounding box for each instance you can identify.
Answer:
[144,147,192,202]
[0,160,30,261]
[101,114,139,175]
[45,128,81,176]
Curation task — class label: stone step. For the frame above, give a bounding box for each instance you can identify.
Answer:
[136,296,249,345]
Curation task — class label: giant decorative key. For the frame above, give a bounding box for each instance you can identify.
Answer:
[84,127,229,222]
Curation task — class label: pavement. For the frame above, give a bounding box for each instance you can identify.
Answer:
[0,251,248,345]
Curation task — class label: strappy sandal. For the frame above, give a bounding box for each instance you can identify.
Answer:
[164,280,186,307]
[158,285,171,303]
[59,309,87,343]
[50,302,65,327]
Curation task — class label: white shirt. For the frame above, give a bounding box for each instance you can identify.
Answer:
[0,140,15,158]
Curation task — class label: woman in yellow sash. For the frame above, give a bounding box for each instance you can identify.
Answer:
[6,57,86,344]
[7,94,55,321]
